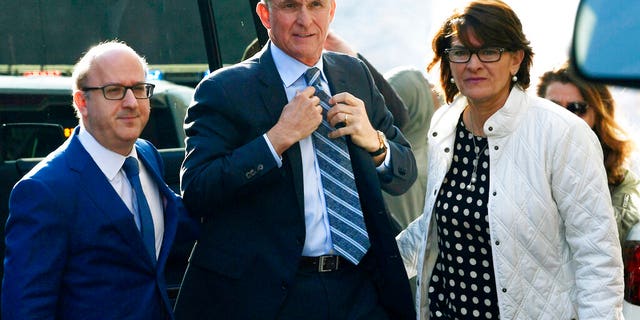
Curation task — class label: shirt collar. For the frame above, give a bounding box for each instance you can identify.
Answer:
[77,127,138,181]
[270,42,326,88]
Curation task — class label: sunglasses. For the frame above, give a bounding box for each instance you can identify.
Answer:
[553,101,589,115]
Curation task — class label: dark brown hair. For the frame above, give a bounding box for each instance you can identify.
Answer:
[538,63,633,186]
[428,0,534,103]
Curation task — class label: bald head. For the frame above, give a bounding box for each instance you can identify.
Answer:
[72,41,148,93]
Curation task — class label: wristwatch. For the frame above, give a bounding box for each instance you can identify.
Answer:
[369,130,387,157]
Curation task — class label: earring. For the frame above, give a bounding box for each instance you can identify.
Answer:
[450,77,455,84]
[512,75,518,82]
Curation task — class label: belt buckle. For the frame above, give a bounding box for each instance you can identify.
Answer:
[318,255,338,272]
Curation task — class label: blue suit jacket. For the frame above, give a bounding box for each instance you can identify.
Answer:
[178,44,417,319]
[2,127,184,319]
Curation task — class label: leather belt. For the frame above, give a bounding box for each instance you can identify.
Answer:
[299,255,351,272]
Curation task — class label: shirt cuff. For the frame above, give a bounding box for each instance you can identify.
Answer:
[263,134,282,168]
[376,139,391,172]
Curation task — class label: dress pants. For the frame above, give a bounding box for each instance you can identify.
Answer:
[277,259,389,320]
[173,258,391,320]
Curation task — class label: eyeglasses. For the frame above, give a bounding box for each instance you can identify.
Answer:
[82,83,155,100]
[562,101,589,115]
[444,47,506,63]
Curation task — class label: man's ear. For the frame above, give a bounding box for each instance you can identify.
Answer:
[73,90,88,117]
[256,2,271,30]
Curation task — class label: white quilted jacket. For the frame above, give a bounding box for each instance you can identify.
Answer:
[396,87,624,320]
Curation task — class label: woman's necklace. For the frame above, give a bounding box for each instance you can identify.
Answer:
[467,109,488,191]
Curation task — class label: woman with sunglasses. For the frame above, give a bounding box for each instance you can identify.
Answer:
[538,63,640,244]
[396,1,624,318]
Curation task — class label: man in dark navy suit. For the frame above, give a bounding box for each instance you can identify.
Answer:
[174,1,417,319]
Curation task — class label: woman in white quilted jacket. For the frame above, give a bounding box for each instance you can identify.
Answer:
[395,0,624,319]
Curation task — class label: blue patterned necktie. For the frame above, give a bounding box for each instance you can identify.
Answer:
[123,157,156,263]
[304,67,370,264]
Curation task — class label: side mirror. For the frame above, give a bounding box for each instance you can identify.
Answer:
[571,0,640,88]
[0,123,66,162]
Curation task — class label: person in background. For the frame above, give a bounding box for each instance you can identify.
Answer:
[2,41,187,319]
[383,67,440,229]
[395,0,624,319]
[384,67,440,300]
[324,31,410,131]
[173,0,417,319]
[537,62,640,243]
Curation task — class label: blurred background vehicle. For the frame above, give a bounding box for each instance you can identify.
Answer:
[572,0,640,317]
[0,0,266,308]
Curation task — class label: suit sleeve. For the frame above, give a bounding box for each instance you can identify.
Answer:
[355,59,417,195]
[180,74,281,218]
[3,178,68,319]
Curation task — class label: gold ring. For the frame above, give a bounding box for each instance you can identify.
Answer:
[344,114,349,126]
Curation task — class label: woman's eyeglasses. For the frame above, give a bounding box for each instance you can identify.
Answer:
[553,101,589,115]
[444,47,506,63]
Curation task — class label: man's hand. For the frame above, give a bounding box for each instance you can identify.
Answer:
[267,87,323,155]
[325,92,381,155]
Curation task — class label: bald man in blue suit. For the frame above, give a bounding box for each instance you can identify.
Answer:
[2,41,189,319]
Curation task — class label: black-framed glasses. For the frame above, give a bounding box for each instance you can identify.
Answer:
[82,83,155,100]
[444,47,506,63]
[561,101,589,115]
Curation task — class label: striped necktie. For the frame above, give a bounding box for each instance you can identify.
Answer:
[305,67,370,264]
[123,157,156,263]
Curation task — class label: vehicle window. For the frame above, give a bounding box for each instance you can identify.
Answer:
[0,92,183,149]
[143,97,180,149]
[0,94,77,132]
[210,0,265,66]
[1,124,65,160]
[2,0,208,87]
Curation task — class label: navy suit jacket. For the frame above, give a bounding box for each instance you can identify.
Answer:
[2,127,184,319]
[179,45,417,319]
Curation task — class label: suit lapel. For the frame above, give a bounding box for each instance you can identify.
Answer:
[322,54,350,97]
[136,143,179,266]
[255,44,306,215]
[255,44,291,125]
[65,132,152,268]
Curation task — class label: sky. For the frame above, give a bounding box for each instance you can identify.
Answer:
[331,0,580,86]
[331,0,640,156]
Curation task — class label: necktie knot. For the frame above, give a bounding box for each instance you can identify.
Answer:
[304,67,322,87]
[304,67,332,115]
[123,157,140,179]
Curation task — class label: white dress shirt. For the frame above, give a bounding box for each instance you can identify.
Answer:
[78,128,165,258]
[264,43,389,257]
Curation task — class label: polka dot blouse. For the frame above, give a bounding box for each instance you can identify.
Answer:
[428,114,500,319]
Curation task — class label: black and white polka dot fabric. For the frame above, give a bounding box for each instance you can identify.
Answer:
[428,114,499,319]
